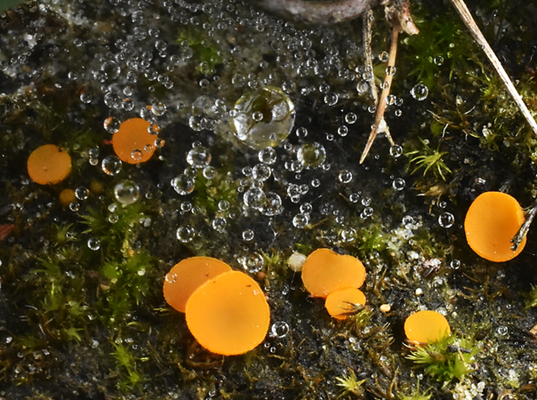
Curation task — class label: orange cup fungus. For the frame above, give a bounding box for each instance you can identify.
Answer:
[163,256,232,313]
[325,287,366,320]
[112,118,159,164]
[27,144,72,185]
[301,248,366,298]
[59,188,76,207]
[464,191,526,262]
[185,270,270,356]
[404,310,451,345]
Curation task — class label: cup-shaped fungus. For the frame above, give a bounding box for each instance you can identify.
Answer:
[325,287,366,320]
[464,191,526,262]
[163,256,232,313]
[112,118,159,164]
[301,248,366,298]
[185,270,270,356]
[27,144,72,185]
[404,310,451,345]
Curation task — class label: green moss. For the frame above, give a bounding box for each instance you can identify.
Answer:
[406,335,479,382]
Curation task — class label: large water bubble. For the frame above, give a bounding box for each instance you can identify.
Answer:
[232,86,295,149]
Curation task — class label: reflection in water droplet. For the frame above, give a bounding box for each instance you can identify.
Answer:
[176,225,195,243]
[165,272,177,284]
[270,321,290,338]
[114,180,140,205]
[239,252,264,273]
[87,237,101,251]
[232,86,295,149]
[171,175,195,196]
[131,149,143,162]
[392,178,406,191]
[102,155,122,176]
[438,212,455,228]
[297,142,326,168]
[292,213,309,228]
[410,83,429,101]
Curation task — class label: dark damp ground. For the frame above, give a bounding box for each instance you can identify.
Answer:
[2,0,537,399]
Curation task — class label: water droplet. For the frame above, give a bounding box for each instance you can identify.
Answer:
[239,252,264,273]
[345,112,357,124]
[244,187,266,209]
[232,86,295,149]
[171,175,195,196]
[87,237,101,251]
[252,163,272,181]
[292,213,309,228]
[296,126,308,138]
[392,178,406,191]
[75,187,89,200]
[202,166,216,180]
[434,55,444,66]
[410,83,429,101]
[338,170,353,184]
[165,272,177,284]
[104,117,121,134]
[438,212,455,228]
[242,229,254,242]
[102,155,122,176]
[186,143,211,168]
[270,321,290,338]
[218,200,230,211]
[258,147,277,165]
[390,145,403,158]
[449,260,461,270]
[378,51,389,62]
[114,180,140,205]
[131,149,143,162]
[360,207,374,219]
[176,225,195,243]
[69,202,80,212]
[261,192,283,216]
[323,92,338,106]
[297,142,326,168]
[337,125,348,137]
[212,217,227,232]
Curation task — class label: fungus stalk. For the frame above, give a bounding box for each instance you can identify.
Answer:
[449,0,537,136]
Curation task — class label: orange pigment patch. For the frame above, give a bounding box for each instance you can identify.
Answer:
[112,118,159,164]
[325,287,366,320]
[27,144,72,185]
[464,191,526,262]
[163,256,232,313]
[185,270,270,356]
[301,248,366,298]
[59,188,76,207]
[404,310,451,345]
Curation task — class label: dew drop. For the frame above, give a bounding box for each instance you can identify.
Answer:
[102,155,122,176]
[176,225,195,243]
[114,180,140,205]
[171,175,195,196]
[410,83,429,101]
[87,237,101,251]
[438,212,455,228]
[392,178,406,191]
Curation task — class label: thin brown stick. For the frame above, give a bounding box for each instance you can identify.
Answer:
[360,28,398,164]
[450,0,537,136]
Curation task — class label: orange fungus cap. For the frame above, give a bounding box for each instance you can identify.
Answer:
[185,270,270,356]
[112,118,159,164]
[27,144,72,185]
[404,310,451,345]
[464,191,525,262]
[325,287,366,320]
[301,248,366,298]
[163,256,232,313]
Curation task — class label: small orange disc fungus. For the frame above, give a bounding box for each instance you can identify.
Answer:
[404,310,451,345]
[301,248,366,298]
[27,144,72,185]
[112,118,159,164]
[325,287,366,320]
[59,188,76,207]
[185,270,270,356]
[464,191,526,262]
[163,256,232,313]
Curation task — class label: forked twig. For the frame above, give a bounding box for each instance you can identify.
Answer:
[511,200,537,251]
[449,0,537,136]
[360,28,398,164]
